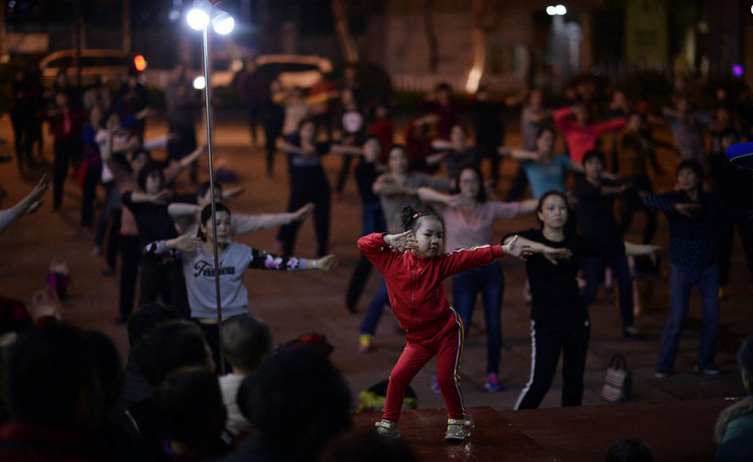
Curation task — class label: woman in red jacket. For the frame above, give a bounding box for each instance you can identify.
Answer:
[359,206,565,442]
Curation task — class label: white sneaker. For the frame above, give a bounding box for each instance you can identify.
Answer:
[445,416,474,443]
[375,419,399,439]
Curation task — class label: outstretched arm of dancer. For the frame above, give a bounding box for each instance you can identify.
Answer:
[245,247,336,272]
[231,203,315,235]
[373,175,418,197]
[417,188,472,208]
[178,145,208,170]
[125,189,173,205]
[502,235,572,265]
[498,147,543,161]
[0,175,50,234]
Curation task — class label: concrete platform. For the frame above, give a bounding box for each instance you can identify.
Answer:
[354,399,731,462]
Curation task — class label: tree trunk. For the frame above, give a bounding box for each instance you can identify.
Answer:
[424,0,438,73]
[0,0,8,63]
[331,0,359,63]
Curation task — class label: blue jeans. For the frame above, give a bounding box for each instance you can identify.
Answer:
[360,278,389,335]
[362,202,386,236]
[452,261,504,375]
[656,263,719,372]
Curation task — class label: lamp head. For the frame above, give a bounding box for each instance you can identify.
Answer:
[187,0,212,30]
[212,10,235,35]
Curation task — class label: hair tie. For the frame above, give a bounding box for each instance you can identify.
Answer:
[412,212,422,219]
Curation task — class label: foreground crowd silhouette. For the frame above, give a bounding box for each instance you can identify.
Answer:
[1,60,753,460]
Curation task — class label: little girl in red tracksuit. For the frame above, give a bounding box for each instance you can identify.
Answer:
[359,206,542,442]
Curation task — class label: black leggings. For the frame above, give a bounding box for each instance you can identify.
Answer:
[277,173,331,257]
[119,235,141,318]
[515,317,590,409]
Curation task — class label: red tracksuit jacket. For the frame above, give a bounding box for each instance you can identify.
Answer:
[358,233,504,334]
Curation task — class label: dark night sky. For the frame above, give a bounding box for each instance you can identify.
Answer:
[6,0,336,32]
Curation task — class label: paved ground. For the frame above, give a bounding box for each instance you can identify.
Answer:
[0,109,751,417]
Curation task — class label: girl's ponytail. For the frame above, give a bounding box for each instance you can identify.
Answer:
[400,205,442,233]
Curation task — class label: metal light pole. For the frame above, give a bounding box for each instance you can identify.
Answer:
[187,0,235,374]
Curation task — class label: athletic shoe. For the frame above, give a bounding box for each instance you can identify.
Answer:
[622,326,646,340]
[431,375,441,394]
[695,366,721,376]
[485,373,504,392]
[654,370,669,379]
[445,415,474,443]
[358,334,374,353]
[375,419,399,439]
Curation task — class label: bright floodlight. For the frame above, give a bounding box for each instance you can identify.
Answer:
[212,11,235,35]
[187,9,210,29]
[187,0,212,30]
[546,6,556,15]
[193,76,206,90]
[555,4,567,15]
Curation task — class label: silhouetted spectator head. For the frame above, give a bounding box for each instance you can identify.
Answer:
[5,324,106,429]
[605,439,654,462]
[319,428,417,462]
[238,346,351,459]
[738,334,753,393]
[221,314,273,374]
[134,320,214,387]
[127,302,180,347]
[83,330,124,416]
[156,368,228,458]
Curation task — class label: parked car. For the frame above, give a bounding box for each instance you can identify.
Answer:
[253,54,333,89]
[39,49,142,85]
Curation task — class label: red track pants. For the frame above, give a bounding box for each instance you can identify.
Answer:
[382,308,465,422]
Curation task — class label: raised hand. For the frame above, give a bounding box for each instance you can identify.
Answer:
[293,202,315,221]
[171,233,203,252]
[385,230,418,252]
[502,235,532,260]
[151,189,174,205]
[448,193,473,208]
[313,254,338,272]
[25,175,50,214]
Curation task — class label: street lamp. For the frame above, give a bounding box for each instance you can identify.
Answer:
[546,4,567,16]
[187,0,234,374]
